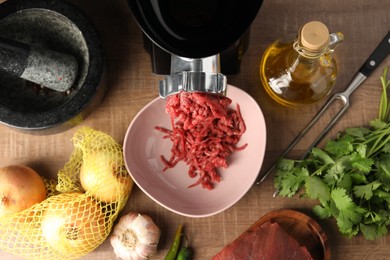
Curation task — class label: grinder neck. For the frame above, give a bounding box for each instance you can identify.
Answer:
[158,54,227,98]
[170,55,220,74]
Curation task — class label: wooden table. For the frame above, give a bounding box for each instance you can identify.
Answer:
[1,0,389,259]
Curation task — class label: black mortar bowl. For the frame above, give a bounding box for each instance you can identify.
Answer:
[0,0,105,134]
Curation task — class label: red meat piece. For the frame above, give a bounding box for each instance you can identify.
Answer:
[212,221,313,260]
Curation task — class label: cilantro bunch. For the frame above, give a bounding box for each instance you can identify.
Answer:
[274,67,390,240]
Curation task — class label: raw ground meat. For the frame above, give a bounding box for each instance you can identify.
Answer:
[212,221,313,260]
[155,92,247,190]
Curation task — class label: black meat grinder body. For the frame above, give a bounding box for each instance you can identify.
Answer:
[127,0,263,97]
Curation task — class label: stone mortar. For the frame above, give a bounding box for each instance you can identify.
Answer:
[0,0,105,134]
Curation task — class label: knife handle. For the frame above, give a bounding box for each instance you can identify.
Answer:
[359,31,390,77]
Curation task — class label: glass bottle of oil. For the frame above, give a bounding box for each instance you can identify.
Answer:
[260,21,343,107]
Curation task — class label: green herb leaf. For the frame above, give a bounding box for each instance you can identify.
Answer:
[313,204,332,219]
[310,147,334,165]
[305,176,330,204]
[350,173,368,185]
[274,164,309,197]
[382,143,390,153]
[370,119,387,130]
[374,189,390,204]
[276,158,295,171]
[337,174,352,190]
[325,139,353,157]
[355,144,367,158]
[353,181,381,200]
[360,223,388,241]
[331,188,356,211]
[345,127,370,139]
[326,158,347,178]
[350,156,374,174]
[331,187,365,235]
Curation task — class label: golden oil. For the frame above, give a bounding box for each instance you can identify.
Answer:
[259,21,343,107]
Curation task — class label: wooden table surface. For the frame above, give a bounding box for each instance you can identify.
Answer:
[1,0,389,259]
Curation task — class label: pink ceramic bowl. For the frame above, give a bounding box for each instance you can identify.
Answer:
[123,85,267,217]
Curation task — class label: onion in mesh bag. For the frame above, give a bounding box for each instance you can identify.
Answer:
[80,149,133,203]
[41,192,107,255]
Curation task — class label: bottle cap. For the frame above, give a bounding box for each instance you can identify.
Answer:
[300,21,329,51]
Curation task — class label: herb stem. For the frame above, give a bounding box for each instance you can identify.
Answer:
[369,134,390,157]
[310,164,329,176]
[366,126,390,157]
[379,67,389,122]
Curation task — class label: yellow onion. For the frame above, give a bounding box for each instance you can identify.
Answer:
[80,149,133,203]
[110,212,161,260]
[0,165,46,217]
[41,192,107,254]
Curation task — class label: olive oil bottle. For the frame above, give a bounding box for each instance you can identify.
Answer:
[260,21,343,107]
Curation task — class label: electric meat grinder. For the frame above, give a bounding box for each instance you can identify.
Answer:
[127,0,263,98]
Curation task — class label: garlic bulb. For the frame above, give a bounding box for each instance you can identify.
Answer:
[110,212,161,260]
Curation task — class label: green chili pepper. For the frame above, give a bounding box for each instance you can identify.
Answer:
[176,246,192,260]
[176,232,192,260]
[164,224,183,260]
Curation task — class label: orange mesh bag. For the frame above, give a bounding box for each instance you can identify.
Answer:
[0,127,133,259]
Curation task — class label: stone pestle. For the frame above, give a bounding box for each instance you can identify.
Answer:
[0,36,78,92]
